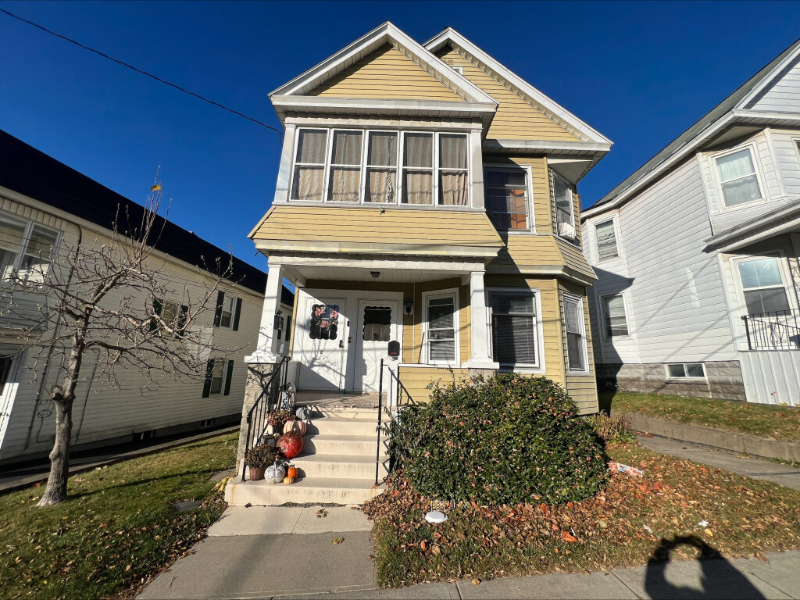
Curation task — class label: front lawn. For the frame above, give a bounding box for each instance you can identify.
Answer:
[363,441,800,587]
[601,391,800,442]
[0,432,238,600]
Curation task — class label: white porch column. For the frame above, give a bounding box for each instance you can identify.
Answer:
[466,270,497,368]
[245,263,283,363]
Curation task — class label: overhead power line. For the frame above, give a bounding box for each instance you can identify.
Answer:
[0,7,283,138]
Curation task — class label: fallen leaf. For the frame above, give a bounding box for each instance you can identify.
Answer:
[755,553,769,563]
[331,537,344,544]
[472,578,481,585]
[432,545,441,555]
[420,540,427,551]
[561,531,578,543]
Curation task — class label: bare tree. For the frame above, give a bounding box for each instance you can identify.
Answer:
[0,174,239,506]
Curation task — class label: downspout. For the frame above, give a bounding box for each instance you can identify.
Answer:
[23,215,83,450]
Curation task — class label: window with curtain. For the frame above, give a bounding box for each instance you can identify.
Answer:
[485,167,529,230]
[402,133,434,205]
[490,292,538,365]
[715,148,763,207]
[737,256,791,315]
[595,220,619,260]
[365,132,398,203]
[602,294,628,337]
[291,129,328,201]
[327,130,362,202]
[564,296,586,371]
[438,134,468,206]
[426,294,456,363]
[553,173,574,230]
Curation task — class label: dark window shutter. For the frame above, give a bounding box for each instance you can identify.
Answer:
[213,291,225,328]
[285,316,292,343]
[232,297,243,331]
[150,298,163,333]
[176,305,188,338]
[223,360,235,396]
[202,359,214,398]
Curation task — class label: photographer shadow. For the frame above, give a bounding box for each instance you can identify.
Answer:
[644,536,765,599]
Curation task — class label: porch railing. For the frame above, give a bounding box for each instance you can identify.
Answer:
[742,309,800,351]
[375,361,415,484]
[241,356,290,481]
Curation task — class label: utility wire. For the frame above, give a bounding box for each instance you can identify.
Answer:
[0,7,284,138]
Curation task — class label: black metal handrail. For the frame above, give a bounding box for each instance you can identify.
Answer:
[742,309,800,351]
[241,356,290,481]
[374,363,415,483]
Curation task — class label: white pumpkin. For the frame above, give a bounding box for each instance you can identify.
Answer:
[264,464,285,485]
[283,419,308,436]
[265,424,275,435]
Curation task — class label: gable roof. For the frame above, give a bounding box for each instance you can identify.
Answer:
[425,28,612,147]
[0,129,269,295]
[583,37,800,220]
[270,22,498,125]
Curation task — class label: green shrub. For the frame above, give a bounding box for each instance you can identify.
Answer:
[586,413,637,443]
[393,373,608,505]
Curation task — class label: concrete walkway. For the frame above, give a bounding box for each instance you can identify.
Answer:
[638,434,800,492]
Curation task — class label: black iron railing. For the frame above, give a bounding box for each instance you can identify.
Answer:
[742,309,800,351]
[241,356,290,481]
[374,362,415,483]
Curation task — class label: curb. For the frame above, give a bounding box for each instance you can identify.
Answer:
[612,411,800,463]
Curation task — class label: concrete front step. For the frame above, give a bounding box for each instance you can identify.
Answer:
[308,418,379,436]
[312,407,380,420]
[303,434,378,456]
[291,453,389,479]
[225,476,383,506]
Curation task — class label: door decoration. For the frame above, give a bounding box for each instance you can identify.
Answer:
[310,304,339,340]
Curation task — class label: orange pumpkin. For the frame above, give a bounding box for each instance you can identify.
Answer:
[287,466,299,479]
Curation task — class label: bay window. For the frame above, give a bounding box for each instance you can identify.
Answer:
[484,167,529,231]
[715,148,763,207]
[289,128,470,206]
[489,291,539,366]
[564,295,587,371]
[553,171,575,236]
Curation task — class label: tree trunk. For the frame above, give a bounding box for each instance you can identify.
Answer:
[37,396,73,506]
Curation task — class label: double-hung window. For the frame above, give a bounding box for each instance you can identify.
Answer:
[425,292,457,364]
[484,167,529,230]
[202,357,235,397]
[602,294,629,337]
[715,148,763,207]
[595,219,619,260]
[489,292,538,366]
[737,256,791,315]
[327,130,362,203]
[564,295,587,371]
[553,172,575,236]
[289,128,469,206]
[214,291,242,330]
[152,298,189,338]
[0,213,59,283]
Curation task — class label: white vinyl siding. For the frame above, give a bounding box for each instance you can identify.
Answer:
[747,58,800,113]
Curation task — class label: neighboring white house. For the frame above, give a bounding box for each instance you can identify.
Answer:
[0,130,293,464]
[581,38,800,406]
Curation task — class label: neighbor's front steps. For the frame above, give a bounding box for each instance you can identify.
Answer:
[225,407,387,506]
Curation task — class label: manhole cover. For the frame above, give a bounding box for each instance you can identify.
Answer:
[171,501,200,512]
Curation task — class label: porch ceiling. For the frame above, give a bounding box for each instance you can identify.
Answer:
[280,263,475,285]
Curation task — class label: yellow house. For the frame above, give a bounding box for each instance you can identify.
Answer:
[247,22,611,415]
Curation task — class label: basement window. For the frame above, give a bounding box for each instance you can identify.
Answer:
[666,363,706,379]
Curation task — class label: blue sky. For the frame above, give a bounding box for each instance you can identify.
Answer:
[1,1,798,270]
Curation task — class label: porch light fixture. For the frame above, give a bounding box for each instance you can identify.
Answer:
[404,298,413,316]
[370,271,381,279]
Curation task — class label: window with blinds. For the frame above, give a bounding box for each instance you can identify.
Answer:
[602,294,629,337]
[426,294,457,363]
[564,296,586,371]
[595,220,618,260]
[490,292,538,365]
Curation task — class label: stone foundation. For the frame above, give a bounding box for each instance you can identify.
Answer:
[596,360,746,402]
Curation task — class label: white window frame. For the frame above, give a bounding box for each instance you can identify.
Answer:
[0,213,61,284]
[208,357,227,396]
[563,293,589,374]
[665,363,706,380]
[552,170,575,231]
[730,251,797,317]
[218,293,239,330]
[421,288,460,366]
[711,144,766,211]
[594,217,621,261]
[483,164,535,233]
[288,127,471,208]
[600,292,630,340]
[158,299,185,339]
[487,287,545,371]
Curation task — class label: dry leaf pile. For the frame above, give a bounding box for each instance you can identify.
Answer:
[363,441,800,587]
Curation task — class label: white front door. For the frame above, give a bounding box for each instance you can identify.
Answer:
[297,296,348,392]
[354,299,400,392]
